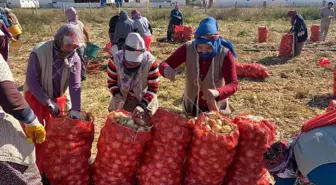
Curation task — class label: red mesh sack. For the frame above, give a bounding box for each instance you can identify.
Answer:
[256,169,270,185]
[174,25,184,42]
[224,115,276,185]
[43,113,94,185]
[94,110,151,185]
[334,66,336,99]
[183,26,194,41]
[302,109,336,132]
[137,109,193,185]
[279,33,293,57]
[104,41,112,56]
[183,113,239,185]
[327,100,336,112]
[258,27,268,43]
[317,58,331,67]
[236,63,270,79]
[310,24,320,42]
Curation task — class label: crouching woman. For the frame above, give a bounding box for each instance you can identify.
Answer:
[107,32,159,122]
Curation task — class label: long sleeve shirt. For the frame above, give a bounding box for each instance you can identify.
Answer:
[26,51,81,111]
[291,15,308,43]
[107,58,159,107]
[109,15,120,34]
[170,9,183,25]
[159,44,238,108]
[1,21,12,38]
[133,17,151,37]
[321,7,335,22]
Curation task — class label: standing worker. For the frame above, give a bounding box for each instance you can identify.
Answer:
[0,54,46,184]
[287,10,307,57]
[4,8,21,40]
[167,4,183,42]
[264,110,336,185]
[131,10,153,51]
[65,7,90,81]
[320,2,334,42]
[113,10,134,50]
[160,17,238,116]
[109,11,120,44]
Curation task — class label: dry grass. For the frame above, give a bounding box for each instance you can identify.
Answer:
[9,7,335,171]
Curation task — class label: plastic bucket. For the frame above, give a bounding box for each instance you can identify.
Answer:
[8,24,22,37]
[86,43,100,58]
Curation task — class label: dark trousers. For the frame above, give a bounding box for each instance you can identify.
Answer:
[76,45,86,81]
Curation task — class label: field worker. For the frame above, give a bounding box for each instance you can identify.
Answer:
[131,10,153,51]
[320,2,334,41]
[107,33,159,122]
[113,10,134,51]
[159,17,238,116]
[65,7,90,81]
[109,11,120,43]
[0,9,10,28]
[167,3,183,42]
[264,110,336,185]
[4,8,21,40]
[0,55,45,184]
[287,10,307,57]
[23,24,82,175]
[0,17,14,61]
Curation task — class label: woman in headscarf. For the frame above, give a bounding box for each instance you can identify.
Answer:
[131,10,153,51]
[0,16,13,62]
[0,9,10,28]
[0,54,46,184]
[264,110,336,185]
[107,33,159,123]
[287,10,307,57]
[23,24,82,175]
[4,8,21,40]
[113,10,134,50]
[167,3,183,42]
[65,7,90,81]
[160,17,238,116]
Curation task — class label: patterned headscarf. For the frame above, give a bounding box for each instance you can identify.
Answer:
[65,7,78,24]
[131,10,141,20]
[54,24,82,59]
[264,141,293,175]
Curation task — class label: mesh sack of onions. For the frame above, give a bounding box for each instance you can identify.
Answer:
[183,26,194,41]
[183,112,239,185]
[174,25,184,42]
[94,110,151,185]
[279,33,293,57]
[334,67,336,99]
[137,109,193,185]
[258,26,268,43]
[236,63,270,79]
[310,24,320,42]
[224,115,276,185]
[256,168,270,185]
[327,100,336,113]
[43,113,94,185]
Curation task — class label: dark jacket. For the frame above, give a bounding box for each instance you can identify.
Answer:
[170,9,183,25]
[109,15,120,34]
[291,14,308,43]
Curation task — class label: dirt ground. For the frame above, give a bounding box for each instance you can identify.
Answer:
[8,8,335,184]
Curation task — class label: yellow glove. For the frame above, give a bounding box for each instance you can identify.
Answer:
[25,118,46,144]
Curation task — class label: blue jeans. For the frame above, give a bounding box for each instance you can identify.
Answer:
[275,163,336,185]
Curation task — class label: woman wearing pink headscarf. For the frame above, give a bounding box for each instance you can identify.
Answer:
[131,10,153,51]
[65,7,90,81]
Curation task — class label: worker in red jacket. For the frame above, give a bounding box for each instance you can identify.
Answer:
[159,17,238,116]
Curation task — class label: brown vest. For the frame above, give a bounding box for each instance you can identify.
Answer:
[183,41,230,116]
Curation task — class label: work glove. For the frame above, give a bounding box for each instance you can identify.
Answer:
[47,101,60,117]
[25,118,46,144]
[202,89,220,102]
[164,66,176,82]
[70,110,81,120]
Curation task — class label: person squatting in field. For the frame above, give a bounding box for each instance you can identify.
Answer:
[320,2,334,42]
[287,10,308,57]
[113,10,134,50]
[23,24,83,178]
[107,32,159,123]
[264,111,336,185]
[167,3,183,42]
[131,9,153,51]
[65,7,90,81]
[160,17,238,117]
[0,54,46,184]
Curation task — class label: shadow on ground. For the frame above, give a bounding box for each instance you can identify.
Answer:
[307,94,333,109]
[258,56,291,66]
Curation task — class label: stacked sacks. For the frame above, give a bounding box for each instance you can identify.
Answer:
[43,113,94,185]
[236,63,270,79]
[183,26,194,41]
[224,115,276,185]
[183,112,239,185]
[173,25,184,42]
[137,109,193,185]
[258,27,268,43]
[310,25,320,42]
[94,111,151,185]
[279,33,293,57]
